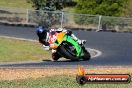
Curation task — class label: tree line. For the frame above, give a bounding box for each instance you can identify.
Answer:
[27,0,132,17]
[27,0,132,30]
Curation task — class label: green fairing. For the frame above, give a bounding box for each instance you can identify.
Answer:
[64,35,83,57]
[53,35,83,57]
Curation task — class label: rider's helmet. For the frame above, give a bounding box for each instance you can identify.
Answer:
[36,26,48,40]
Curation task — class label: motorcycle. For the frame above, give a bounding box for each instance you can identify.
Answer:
[48,31,91,61]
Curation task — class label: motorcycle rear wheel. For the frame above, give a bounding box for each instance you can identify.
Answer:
[52,53,61,61]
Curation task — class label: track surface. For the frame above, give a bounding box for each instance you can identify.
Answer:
[0,24,132,67]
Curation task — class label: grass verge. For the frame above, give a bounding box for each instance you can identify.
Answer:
[0,37,51,62]
[0,0,32,9]
[0,75,131,88]
[0,67,131,88]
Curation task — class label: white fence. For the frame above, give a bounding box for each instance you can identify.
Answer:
[0,7,132,32]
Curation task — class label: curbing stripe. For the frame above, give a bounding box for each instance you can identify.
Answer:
[87,48,102,58]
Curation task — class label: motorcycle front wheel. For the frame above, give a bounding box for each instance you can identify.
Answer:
[59,42,80,61]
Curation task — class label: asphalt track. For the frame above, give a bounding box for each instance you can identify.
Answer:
[0,24,132,67]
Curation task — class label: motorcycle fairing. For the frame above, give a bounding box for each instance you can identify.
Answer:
[48,32,83,57]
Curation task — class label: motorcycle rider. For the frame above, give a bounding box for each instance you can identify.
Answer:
[36,26,86,61]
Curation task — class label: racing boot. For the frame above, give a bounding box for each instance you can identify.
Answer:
[51,49,60,61]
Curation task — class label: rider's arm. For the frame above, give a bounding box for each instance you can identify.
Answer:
[39,39,48,45]
[39,39,50,50]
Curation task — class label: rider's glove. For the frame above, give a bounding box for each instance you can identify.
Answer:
[42,45,50,50]
[78,40,86,45]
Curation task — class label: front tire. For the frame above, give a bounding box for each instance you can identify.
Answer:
[59,43,79,61]
[82,47,91,61]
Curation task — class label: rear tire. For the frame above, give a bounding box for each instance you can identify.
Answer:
[52,53,60,61]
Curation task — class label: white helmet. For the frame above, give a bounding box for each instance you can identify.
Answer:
[57,28,63,31]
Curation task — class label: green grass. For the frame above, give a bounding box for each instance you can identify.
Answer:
[0,37,51,62]
[0,76,131,88]
[0,0,32,9]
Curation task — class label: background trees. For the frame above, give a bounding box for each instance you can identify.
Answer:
[27,0,75,11]
[27,0,132,17]
[27,0,132,29]
[75,0,129,17]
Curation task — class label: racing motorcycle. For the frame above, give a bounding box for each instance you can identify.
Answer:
[48,31,91,61]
